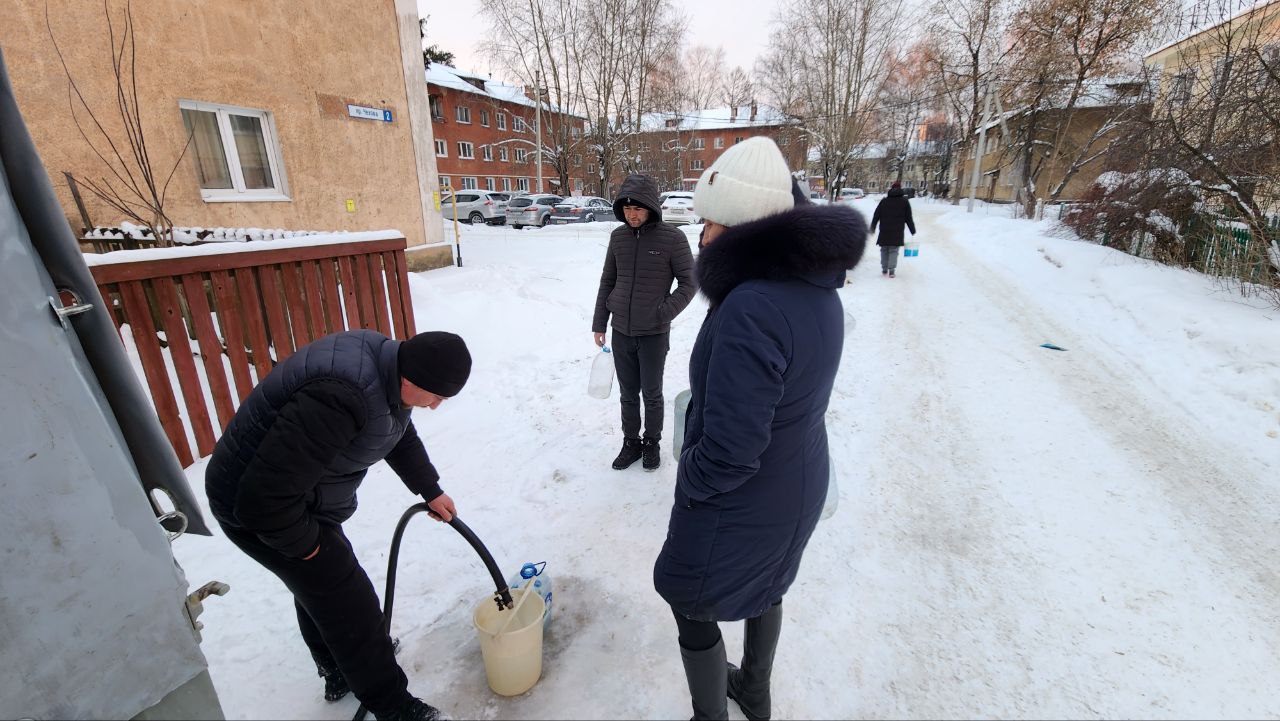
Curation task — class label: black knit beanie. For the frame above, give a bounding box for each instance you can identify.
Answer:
[397,331,472,397]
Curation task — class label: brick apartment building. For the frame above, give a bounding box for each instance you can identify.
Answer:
[2,0,451,268]
[426,64,589,196]
[628,104,807,192]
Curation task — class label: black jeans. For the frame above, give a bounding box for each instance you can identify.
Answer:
[220,521,411,717]
[612,329,669,441]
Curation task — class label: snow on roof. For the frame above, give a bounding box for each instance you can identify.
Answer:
[425,63,583,118]
[850,139,949,159]
[640,104,796,132]
[1144,0,1280,59]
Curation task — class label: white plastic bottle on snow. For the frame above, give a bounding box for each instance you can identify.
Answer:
[587,346,614,399]
[507,562,553,628]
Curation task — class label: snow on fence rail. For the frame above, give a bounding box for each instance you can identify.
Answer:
[88,234,417,466]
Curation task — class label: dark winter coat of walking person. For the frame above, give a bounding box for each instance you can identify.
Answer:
[653,136,867,720]
[592,173,696,471]
[870,181,916,277]
[205,330,472,721]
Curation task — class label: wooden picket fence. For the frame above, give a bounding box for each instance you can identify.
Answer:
[89,237,417,466]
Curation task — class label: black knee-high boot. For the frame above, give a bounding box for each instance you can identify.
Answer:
[680,639,728,720]
[727,602,783,721]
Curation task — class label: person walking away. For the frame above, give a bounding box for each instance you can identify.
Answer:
[592,174,695,471]
[654,136,867,720]
[205,330,473,721]
[870,180,916,278]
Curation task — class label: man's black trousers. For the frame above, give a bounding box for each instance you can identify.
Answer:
[612,329,669,440]
[220,521,411,716]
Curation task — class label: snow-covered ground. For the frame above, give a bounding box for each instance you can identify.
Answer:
[173,200,1280,719]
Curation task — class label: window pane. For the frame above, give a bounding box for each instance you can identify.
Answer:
[229,114,275,189]
[181,108,232,189]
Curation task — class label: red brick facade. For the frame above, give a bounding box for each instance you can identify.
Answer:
[427,75,588,196]
[626,123,807,192]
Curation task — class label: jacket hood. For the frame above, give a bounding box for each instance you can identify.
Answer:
[613,174,662,223]
[887,187,905,198]
[696,203,867,305]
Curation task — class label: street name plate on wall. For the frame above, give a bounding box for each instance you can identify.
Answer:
[347,104,393,123]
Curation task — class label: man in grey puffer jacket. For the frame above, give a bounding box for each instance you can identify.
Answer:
[592,174,695,471]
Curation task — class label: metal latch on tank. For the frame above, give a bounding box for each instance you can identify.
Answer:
[48,288,93,330]
[184,581,231,642]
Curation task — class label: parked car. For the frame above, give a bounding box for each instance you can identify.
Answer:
[659,191,699,225]
[807,191,830,206]
[549,196,612,224]
[439,190,509,225]
[836,187,866,202]
[903,187,918,198]
[505,194,564,228]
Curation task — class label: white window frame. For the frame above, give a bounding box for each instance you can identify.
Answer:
[497,113,507,130]
[502,177,512,191]
[693,138,705,150]
[514,116,528,133]
[480,109,491,127]
[440,175,452,188]
[458,141,475,159]
[517,177,530,191]
[434,139,448,157]
[482,144,493,161]
[484,177,495,191]
[571,127,581,139]
[515,148,528,163]
[461,176,478,190]
[179,99,289,202]
[574,154,582,167]
[713,137,724,149]
[691,159,704,170]
[587,163,597,174]
[455,105,472,124]
[499,146,510,161]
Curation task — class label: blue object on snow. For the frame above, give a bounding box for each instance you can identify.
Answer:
[1040,343,1067,351]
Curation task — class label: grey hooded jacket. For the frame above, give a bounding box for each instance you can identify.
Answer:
[592,174,696,336]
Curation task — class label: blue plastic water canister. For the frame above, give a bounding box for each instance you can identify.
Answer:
[507,562,553,628]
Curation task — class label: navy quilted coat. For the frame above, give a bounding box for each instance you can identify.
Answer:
[654,202,867,622]
[206,330,442,558]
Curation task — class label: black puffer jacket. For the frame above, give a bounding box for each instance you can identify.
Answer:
[869,187,916,246]
[206,330,442,558]
[592,174,695,337]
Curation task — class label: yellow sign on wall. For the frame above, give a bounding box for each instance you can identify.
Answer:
[432,191,441,210]
[345,199,356,213]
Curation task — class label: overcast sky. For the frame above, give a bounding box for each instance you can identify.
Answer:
[417,0,776,78]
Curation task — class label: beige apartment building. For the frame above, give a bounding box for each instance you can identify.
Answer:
[1,0,451,268]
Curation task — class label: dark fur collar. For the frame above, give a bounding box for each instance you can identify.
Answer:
[696,204,867,305]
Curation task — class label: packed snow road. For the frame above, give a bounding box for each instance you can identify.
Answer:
[175,199,1280,719]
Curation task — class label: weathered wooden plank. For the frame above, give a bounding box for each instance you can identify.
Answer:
[235,268,275,382]
[256,265,295,362]
[381,251,407,339]
[392,250,416,337]
[119,280,193,466]
[279,261,312,346]
[180,273,236,431]
[363,253,392,337]
[89,238,409,284]
[210,270,254,402]
[152,276,217,456]
[318,259,345,333]
[300,260,328,340]
[337,256,364,330]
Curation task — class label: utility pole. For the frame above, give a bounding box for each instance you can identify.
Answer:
[534,70,543,194]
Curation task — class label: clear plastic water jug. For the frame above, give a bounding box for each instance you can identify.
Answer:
[507,562,553,628]
[672,389,691,460]
[588,346,614,399]
[821,455,838,520]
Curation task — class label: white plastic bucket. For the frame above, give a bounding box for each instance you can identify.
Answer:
[472,588,546,696]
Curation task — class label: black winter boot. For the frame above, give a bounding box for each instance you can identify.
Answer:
[612,438,643,470]
[727,602,784,721]
[377,697,442,721]
[315,659,350,702]
[642,438,661,471]
[680,639,729,720]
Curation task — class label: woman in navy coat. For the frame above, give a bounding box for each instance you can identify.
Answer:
[654,137,866,720]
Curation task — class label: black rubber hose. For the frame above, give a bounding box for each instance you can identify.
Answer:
[353,504,514,721]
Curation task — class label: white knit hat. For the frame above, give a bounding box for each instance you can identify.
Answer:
[693,136,794,227]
